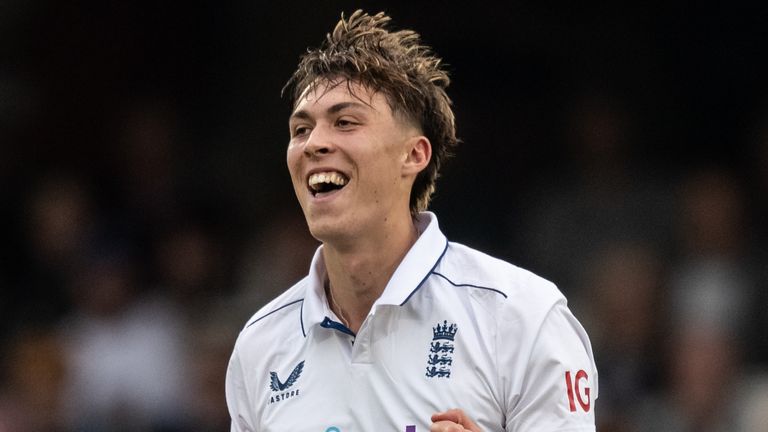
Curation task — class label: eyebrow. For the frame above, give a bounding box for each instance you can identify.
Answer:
[290,102,368,121]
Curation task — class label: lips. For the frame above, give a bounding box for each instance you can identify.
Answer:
[307,170,349,196]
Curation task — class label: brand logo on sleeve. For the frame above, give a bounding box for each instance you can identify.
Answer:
[426,320,457,378]
[565,369,591,412]
[268,360,304,404]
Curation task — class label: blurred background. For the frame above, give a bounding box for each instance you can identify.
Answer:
[1,1,767,431]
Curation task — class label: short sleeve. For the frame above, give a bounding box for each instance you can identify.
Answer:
[505,301,598,432]
[225,345,256,432]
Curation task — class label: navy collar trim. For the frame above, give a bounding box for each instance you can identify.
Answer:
[399,239,449,306]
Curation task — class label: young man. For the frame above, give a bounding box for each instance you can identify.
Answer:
[226,10,597,432]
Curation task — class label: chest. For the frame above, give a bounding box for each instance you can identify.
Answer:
[251,307,504,432]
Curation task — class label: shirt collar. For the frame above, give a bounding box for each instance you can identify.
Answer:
[301,212,448,334]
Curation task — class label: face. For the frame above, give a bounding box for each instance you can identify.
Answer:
[287,80,426,245]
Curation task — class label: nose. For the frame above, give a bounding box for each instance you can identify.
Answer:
[304,125,334,158]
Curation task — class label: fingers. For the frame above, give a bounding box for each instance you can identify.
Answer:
[430,409,482,432]
[430,421,467,432]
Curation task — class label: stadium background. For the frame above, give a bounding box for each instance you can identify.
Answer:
[1,1,767,430]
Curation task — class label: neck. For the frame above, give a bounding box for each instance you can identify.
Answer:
[323,212,419,333]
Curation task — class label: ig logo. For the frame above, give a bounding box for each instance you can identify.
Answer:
[565,370,591,412]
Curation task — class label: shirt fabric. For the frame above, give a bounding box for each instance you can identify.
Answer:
[226,212,598,432]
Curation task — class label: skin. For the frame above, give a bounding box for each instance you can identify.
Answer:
[287,80,481,431]
[431,409,483,432]
[287,79,429,331]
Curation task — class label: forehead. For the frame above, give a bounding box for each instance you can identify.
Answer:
[292,80,392,116]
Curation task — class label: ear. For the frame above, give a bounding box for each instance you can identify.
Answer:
[402,135,432,177]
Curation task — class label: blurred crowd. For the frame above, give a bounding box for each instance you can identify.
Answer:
[0,101,319,431]
[517,96,768,431]
[2,2,768,431]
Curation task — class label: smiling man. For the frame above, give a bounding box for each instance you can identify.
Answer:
[226,10,598,432]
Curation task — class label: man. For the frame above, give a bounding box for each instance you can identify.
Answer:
[226,10,597,431]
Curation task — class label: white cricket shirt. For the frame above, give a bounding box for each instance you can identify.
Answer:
[226,212,598,432]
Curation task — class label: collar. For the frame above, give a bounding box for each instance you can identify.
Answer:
[300,212,448,336]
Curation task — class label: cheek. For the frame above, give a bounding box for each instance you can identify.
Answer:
[286,143,297,163]
[286,147,302,176]
[286,156,306,196]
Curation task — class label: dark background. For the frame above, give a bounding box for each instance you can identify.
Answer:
[4,2,768,253]
[2,1,767,431]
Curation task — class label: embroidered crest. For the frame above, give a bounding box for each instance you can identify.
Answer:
[426,320,457,378]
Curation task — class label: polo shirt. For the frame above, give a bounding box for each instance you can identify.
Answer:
[226,212,598,432]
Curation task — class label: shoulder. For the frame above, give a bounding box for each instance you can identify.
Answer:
[226,278,310,413]
[234,277,308,346]
[434,241,564,310]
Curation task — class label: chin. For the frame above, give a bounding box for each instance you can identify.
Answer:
[305,218,347,243]
[308,215,370,247]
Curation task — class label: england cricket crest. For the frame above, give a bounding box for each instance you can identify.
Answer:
[425,320,457,378]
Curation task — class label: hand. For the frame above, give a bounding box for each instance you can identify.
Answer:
[430,408,483,432]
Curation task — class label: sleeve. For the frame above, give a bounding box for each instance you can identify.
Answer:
[505,301,598,432]
[226,344,257,432]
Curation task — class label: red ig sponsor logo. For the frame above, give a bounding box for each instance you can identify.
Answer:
[564,370,591,412]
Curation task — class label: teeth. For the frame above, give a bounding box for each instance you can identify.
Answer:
[308,171,349,191]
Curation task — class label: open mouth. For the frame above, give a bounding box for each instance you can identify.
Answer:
[308,171,349,196]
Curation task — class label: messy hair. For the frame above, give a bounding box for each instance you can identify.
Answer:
[283,10,458,215]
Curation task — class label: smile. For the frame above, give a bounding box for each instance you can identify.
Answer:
[307,171,349,196]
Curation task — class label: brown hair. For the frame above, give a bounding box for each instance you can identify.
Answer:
[283,10,458,214]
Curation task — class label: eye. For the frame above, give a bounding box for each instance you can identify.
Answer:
[335,118,358,129]
[292,125,311,137]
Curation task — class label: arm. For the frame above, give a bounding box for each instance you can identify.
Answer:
[504,301,598,432]
[225,345,257,432]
